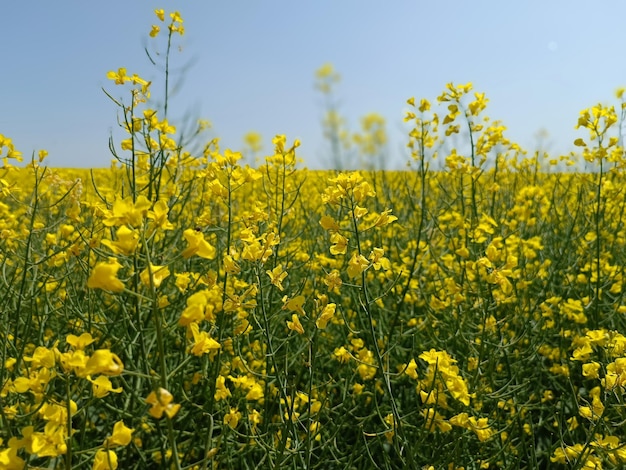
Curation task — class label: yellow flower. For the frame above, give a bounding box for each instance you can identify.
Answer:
[149,25,160,37]
[449,412,469,428]
[248,409,262,432]
[174,272,193,293]
[551,443,585,464]
[246,382,264,401]
[146,388,181,419]
[316,303,336,329]
[66,332,95,350]
[582,361,600,379]
[139,264,171,289]
[104,421,134,448]
[57,349,88,374]
[101,225,139,255]
[369,247,390,270]
[352,180,376,203]
[147,200,174,230]
[282,295,306,316]
[81,350,124,377]
[154,9,165,21]
[287,314,304,335]
[323,270,342,291]
[468,416,493,442]
[106,68,128,85]
[223,255,241,274]
[320,215,341,231]
[87,258,125,292]
[423,408,452,433]
[182,228,216,259]
[170,11,183,23]
[214,375,231,401]
[266,265,288,291]
[93,449,118,470]
[178,290,210,326]
[347,253,369,278]
[329,233,348,255]
[241,239,265,262]
[371,209,398,228]
[104,195,151,227]
[0,437,25,468]
[353,205,368,219]
[446,375,470,406]
[224,408,241,429]
[23,346,55,369]
[189,322,221,357]
[404,359,419,380]
[88,375,123,399]
[333,346,351,363]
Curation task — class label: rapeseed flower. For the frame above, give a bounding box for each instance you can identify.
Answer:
[81,350,124,377]
[189,322,221,357]
[266,265,287,291]
[66,332,95,350]
[104,421,134,448]
[88,375,123,398]
[224,408,241,429]
[182,228,216,259]
[282,295,306,316]
[329,233,348,255]
[93,449,118,470]
[146,388,181,419]
[316,303,336,329]
[101,225,139,255]
[139,264,170,289]
[287,314,304,335]
[87,258,125,292]
[347,253,369,278]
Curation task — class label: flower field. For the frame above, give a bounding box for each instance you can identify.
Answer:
[4,9,626,470]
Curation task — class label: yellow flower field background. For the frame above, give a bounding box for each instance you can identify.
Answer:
[2,9,626,470]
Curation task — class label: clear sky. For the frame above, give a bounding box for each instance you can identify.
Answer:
[2,1,626,169]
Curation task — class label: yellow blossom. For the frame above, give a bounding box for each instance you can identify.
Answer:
[287,314,304,334]
[146,388,181,419]
[189,322,221,357]
[370,209,398,228]
[104,421,134,448]
[347,253,369,278]
[147,200,175,230]
[224,408,241,429]
[182,228,216,259]
[329,233,348,255]
[266,265,288,291]
[87,258,125,292]
[101,225,139,255]
[89,375,123,398]
[316,303,336,329]
[214,375,231,401]
[139,264,171,289]
[81,350,124,377]
[324,270,342,291]
[282,295,306,316]
[93,449,118,470]
[320,215,341,231]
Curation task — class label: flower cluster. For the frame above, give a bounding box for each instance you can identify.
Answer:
[4,6,626,469]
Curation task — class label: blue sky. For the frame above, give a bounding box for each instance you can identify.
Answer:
[2,1,626,168]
